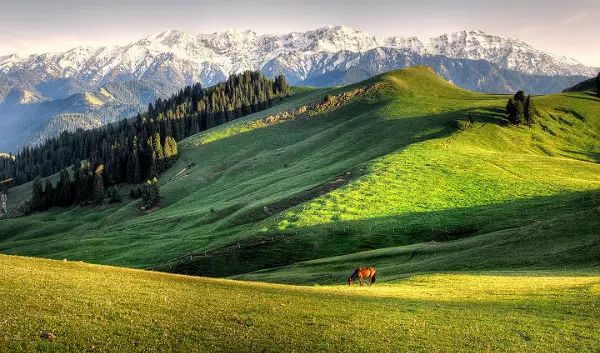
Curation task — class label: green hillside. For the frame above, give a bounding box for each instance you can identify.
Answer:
[563,76,598,94]
[1,67,599,281]
[1,254,598,353]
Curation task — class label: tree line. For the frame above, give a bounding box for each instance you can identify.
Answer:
[505,90,535,126]
[2,71,289,186]
[30,166,161,211]
[3,71,289,212]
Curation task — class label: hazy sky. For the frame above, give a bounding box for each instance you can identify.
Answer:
[0,0,598,66]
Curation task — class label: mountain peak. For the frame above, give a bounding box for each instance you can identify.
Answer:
[0,25,595,92]
[318,24,362,33]
[146,29,195,44]
[0,53,22,73]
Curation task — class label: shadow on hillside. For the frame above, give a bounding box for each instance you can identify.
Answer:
[160,99,506,225]
[561,149,600,164]
[562,92,600,103]
[160,189,600,277]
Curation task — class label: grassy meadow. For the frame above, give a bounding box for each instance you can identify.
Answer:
[1,67,599,352]
[1,254,598,353]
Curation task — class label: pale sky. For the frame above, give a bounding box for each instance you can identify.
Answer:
[0,0,598,66]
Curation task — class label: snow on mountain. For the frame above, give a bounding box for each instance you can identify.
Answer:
[1,25,594,92]
[421,29,595,76]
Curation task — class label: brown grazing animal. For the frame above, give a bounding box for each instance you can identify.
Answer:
[348,267,377,286]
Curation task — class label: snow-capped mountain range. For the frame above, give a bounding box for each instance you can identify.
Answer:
[0,25,597,151]
[0,26,595,88]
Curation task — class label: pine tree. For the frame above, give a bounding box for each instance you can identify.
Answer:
[596,72,600,98]
[74,161,83,203]
[93,165,105,205]
[524,95,535,126]
[506,91,528,125]
[141,177,161,209]
[31,176,44,211]
[506,99,516,124]
[57,169,72,206]
[43,179,54,209]
[514,99,525,125]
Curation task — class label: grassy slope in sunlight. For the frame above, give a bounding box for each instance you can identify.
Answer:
[1,254,598,353]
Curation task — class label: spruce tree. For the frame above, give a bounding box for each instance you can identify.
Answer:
[127,138,141,184]
[149,151,157,178]
[524,95,535,126]
[57,169,72,206]
[506,91,528,125]
[74,161,83,203]
[79,164,92,204]
[514,90,526,102]
[31,176,44,211]
[514,99,525,125]
[141,178,161,209]
[43,179,54,209]
[150,178,160,207]
[93,165,105,205]
[506,99,516,124]
[134,154,141,184]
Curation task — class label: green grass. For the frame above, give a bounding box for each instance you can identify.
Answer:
[236,192,600,283]
[1,254,598,353]
[1,67,599,280]
[2,67,600,353]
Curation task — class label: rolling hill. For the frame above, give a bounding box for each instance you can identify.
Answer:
[1,67,599,281]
